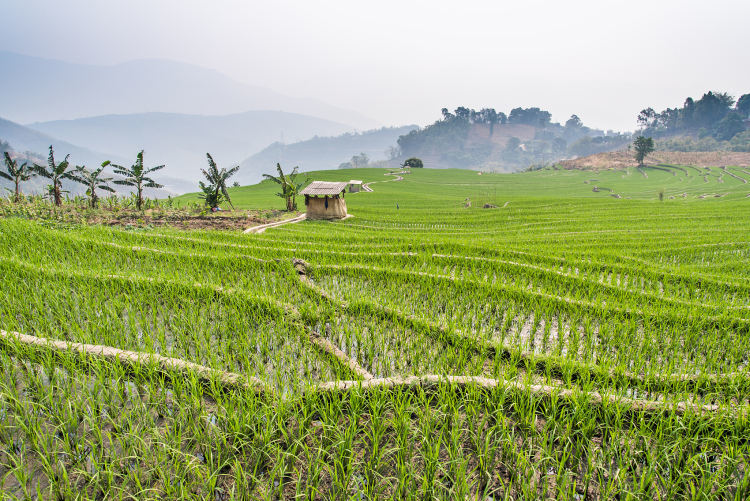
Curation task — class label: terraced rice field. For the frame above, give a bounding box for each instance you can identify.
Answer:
[2,167,750,499]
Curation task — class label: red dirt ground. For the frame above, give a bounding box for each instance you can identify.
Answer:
[558,150,750,170]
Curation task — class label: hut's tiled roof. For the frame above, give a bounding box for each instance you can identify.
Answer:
[300,181,349,196]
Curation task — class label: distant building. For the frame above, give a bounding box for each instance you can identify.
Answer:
[348,180,363,193]
[300,181,349,219]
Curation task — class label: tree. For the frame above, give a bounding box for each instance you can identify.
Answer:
[677,97,696,129]
[713,91,735,109]
[565,115,583,129]
[693,92,730,128]
[32,145,78,206]
[736,94,750,118]
[111,150,164,210]
[351,152,369,167]
[71,161,115,208]
[508,107,552,128]
[454,107,471,121]
[338,153,370,170]
[402,157,423,168]
[638,91,743,134]
[656,108,680,130]
[633,136,655,166]
[713,112,745,141]
[480,108,499,136]
[637,108,656,129]
[1,152,34,202]
[263,163,306,211]
[198,182,224,209]
[199,153,240,209]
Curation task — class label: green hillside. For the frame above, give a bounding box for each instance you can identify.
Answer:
[394,107,631,172]
[175,163,750,212]
[2,164,750,498]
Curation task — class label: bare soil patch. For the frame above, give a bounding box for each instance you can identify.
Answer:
[1,201,291,231]
[558,150,750,170]
[100,210,285,231]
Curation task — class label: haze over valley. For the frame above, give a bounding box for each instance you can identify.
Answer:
[1,0,749,195]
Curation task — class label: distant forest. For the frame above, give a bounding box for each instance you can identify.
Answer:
[396,106,630,171]
[638,91,750,151]
[396,94,750,172]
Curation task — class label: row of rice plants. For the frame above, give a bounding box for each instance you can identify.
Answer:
[0,259,340,394]
[3,350,747,499]
[312,268,750,403]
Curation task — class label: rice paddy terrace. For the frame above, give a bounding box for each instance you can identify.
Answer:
[2,165,750,499]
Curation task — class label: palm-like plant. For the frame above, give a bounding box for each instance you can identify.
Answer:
[32,146,78,206]
[1,152,34,202]
[71,161,115,208]
[111,151,164,210]
[199,153,240,209]
[198,182,225,209]
[262,163,306,211]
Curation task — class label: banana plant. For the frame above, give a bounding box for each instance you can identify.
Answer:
[111,150,164,210]
[32,146,77,206]
[1,152,34,202]
[199,153,239,209]
[71,161,116,208]
[262,163,307,211]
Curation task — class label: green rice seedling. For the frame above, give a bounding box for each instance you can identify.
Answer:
[4,168,750,498]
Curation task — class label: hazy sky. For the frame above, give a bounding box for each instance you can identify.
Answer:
[2,0,749,131]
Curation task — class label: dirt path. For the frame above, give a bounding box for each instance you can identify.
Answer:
[362,170,406,191]
[244,213,306,234]
[3,319,745,416]
[296,259,749,389]
[724,169,748,184]
[315,375,734,416]
[0,329,265,392]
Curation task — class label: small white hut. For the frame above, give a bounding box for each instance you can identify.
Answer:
[348,180,363,193]
[300,181,349,219]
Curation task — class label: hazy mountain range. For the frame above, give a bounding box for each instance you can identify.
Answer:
[238,126,417,183]
[0,117,192,194]
[28,111,356,188]
[0,116,120,167]
[0,51,379,129]
[0,51,399,192]
[4,51,651,194]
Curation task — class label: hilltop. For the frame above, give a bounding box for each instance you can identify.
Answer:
[395,107,629,172]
